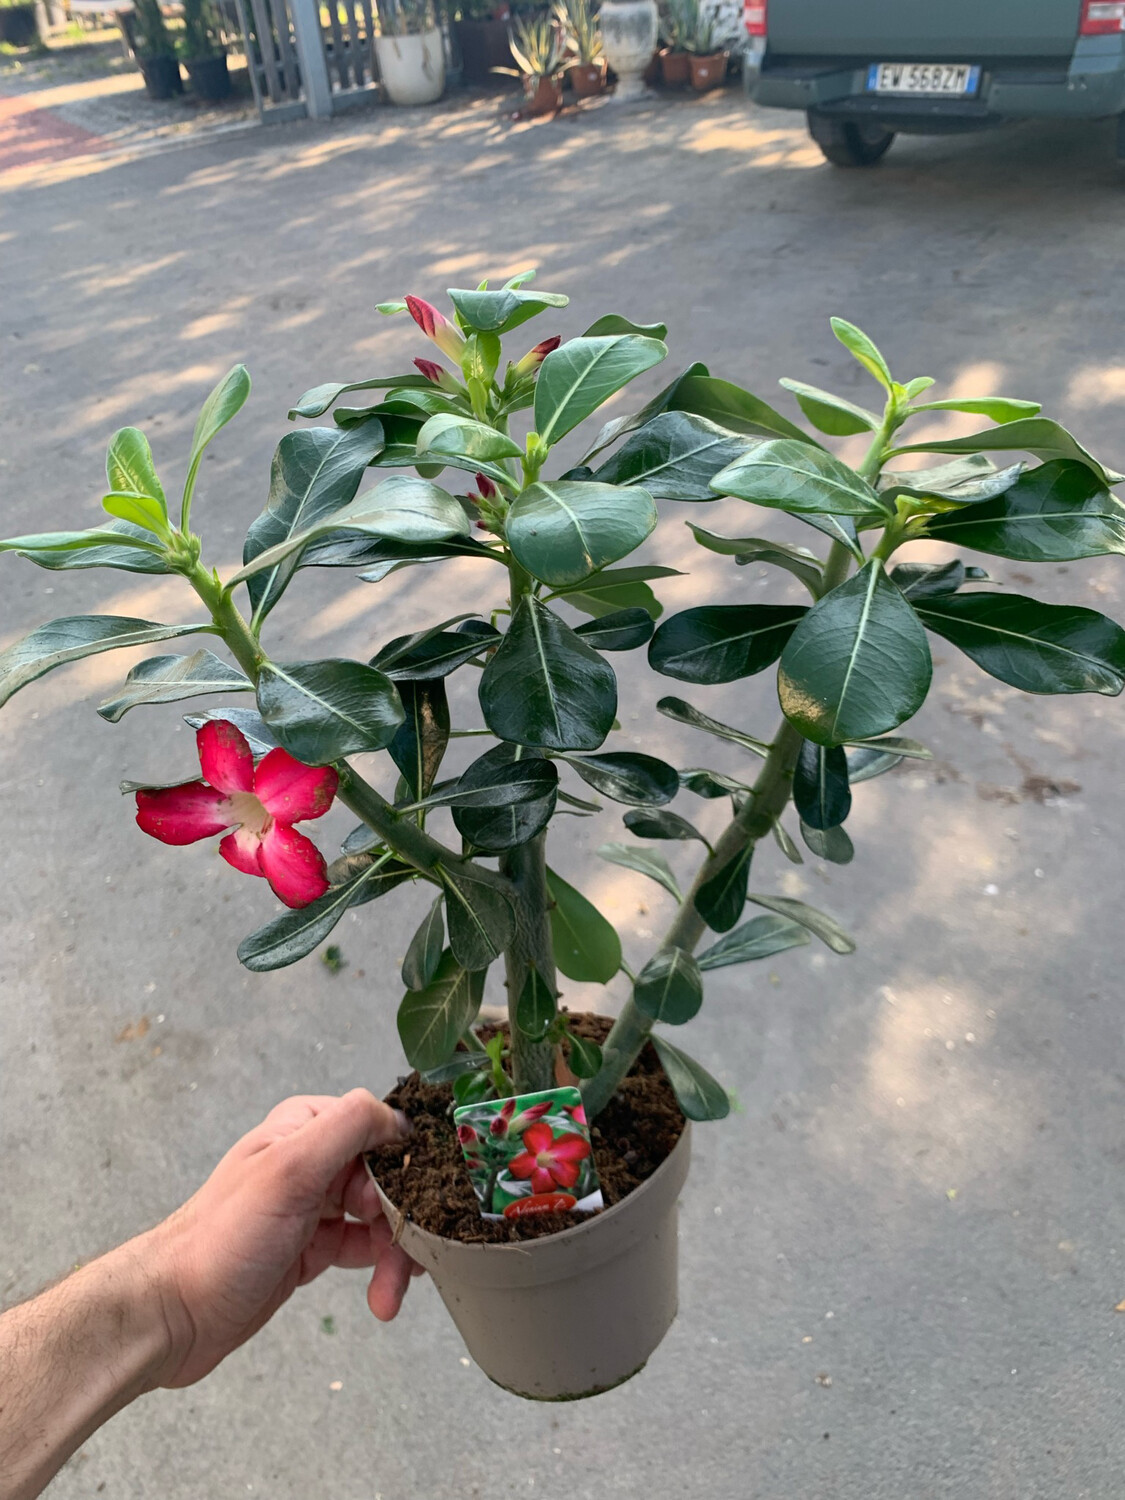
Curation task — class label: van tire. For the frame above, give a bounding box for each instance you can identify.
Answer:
[807,111,895,167]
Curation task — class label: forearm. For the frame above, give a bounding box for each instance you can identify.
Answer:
[0,1232,174,1500]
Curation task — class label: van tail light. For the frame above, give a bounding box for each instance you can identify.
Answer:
[1080,0,1125,33]
[744,0,766,37]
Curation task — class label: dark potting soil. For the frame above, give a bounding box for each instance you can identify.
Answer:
[366,1013,685,1244]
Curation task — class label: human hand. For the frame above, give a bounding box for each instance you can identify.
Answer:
[145,1089,419,1388]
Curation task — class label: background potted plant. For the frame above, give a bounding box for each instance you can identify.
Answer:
[375,0,446,107]
[556,0,604,97]
[454,0,513,85]
[132,0,183,99]
[496,13,566,115]
[657,0,691,87]
[682,1,723,90]
[0,0,39,49]
[5,275,1125,1400]
[179,0,231,101]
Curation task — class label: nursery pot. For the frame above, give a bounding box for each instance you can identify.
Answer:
[454,17,511,84]
[523,75,563,115]
[689,51,725,90]
[567,61,605,97]
[0,4,37,46]
[184,53,231,101]
[599,0,657,101]
[375,27,445,107]
[370,1123,691,1400]
[659,47,689,87]
[139,55,184,99]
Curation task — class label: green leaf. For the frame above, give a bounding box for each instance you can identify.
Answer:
[799,820,855,864]
[106,426,166,508]
[649,1035,730,1122]
[534,335,668,447]
[184,705,279,756]
[304,533,499,578]
[182,364,251,526]
[924,460,1125,562]
[712,439,886,517]
[96,648,250,723]
[649,604,806,684]
[402,896,445,991]
[688,524,824,596]
[242,421,387,621]
[257,659,404,762]
[573,608,655,652]
[515,965,557,1040]
[415,412,523,466]
[412,757,557,813]
[694,846,752,933]
[397,951,485,1072]
[697,913,810,971]
[772,818,803,864]
[845,744,904,783]
[778,561,932,746]
[479,596,617,751]
[778,378,880,436]
[656,696,770,758]
[680,767,754,799]
[889,559,976,600]
[565,750,679,807]
[552,563,680,620]
[592,412,758,501]
[448,285,569,334]
[623,807,708,845]
[452,743,557,852]
[0,526,164,558]
[101,492,169,535]
[289,374,432,420]
[747,894,856,954]
[9,520,172,576]
[388,680,450,800]
[597,843,682,901]
[582,314,668,340]
[371,620,501,680]
[664,373,814,444]
[879,455,1024,507]
[830,317,893,391]
[633,947,702,1024]
[795,511,864,562]
[421,1050,490,1085]
[793,740,851,831]
[582,361,711,460]
[913,591,1125,696]
[546,866,621,982]
[911,396,1041,422]
[506,480,657,587]
[238,858,395,972]
[890,417,1122,486]
[0,617,214,711]
[439,865,515,971]
[565,1031,603,1079]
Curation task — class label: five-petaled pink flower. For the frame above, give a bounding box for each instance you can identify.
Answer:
[135,720,338,910]
[509,1121,591,1195]
[405,295,466,363]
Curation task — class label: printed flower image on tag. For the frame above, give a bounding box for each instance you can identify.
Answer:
[453,1086,605,1221]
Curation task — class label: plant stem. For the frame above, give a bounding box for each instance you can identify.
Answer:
[499,834,557,1093]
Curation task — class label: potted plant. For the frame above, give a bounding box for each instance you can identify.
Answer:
[375,0,446,106]
[5,277,1125,1400]
[556,0,604,97]
[496,13,566,115]
[683,0,723,90]
[455,0,513,85]
[132,0,182,98]
[179,0,231,101]
[0,0,38,48]
[657,0,691,87]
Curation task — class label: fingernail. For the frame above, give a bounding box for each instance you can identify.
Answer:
[394,1109,412,1139]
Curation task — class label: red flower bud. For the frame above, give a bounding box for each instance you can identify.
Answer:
[475,472,498,501]
[514,335,561,377]
[414,357,445,385]
[457,1124,479,1146]
[404,294,466,362]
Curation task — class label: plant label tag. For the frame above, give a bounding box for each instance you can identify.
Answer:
[454,1086,604,1221]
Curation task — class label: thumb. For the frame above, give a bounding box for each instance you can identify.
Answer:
[281,1089,409,1192]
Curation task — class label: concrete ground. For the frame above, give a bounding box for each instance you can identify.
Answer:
[4,89,1125,1500]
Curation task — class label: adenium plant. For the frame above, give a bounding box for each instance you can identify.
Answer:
[5,272,1125,1128]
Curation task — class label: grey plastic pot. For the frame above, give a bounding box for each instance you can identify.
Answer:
[369,1122,691,1400]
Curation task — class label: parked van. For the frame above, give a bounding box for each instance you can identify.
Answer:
[742,0,1125,166]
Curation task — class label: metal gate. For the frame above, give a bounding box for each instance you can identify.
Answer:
[234,0,382,120]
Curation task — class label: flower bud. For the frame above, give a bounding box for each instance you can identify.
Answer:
[475,472,498,501]
[513,335,560,377]
[405,294,466,363]
[414,357,445,385]
[457,1123,479,1146]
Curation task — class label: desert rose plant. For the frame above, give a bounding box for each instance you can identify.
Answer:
[4,273,1125,1130]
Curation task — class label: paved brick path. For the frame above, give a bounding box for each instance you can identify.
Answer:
[0,88,109,171]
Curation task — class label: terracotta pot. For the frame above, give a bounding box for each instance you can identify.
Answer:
[454,17,512,84]
[523,74,563,115]
[184,53,230,101]
[689,51,726,91]
[659,47,689,87]
[139,55,183,99]
[370,1124,692,1400]
[567,61,605,97]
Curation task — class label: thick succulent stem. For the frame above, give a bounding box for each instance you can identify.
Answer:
[500,834,557,1093]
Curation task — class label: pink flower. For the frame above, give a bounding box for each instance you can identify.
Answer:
[509,1122,591,1195]
[513,335,560,377]
[135,720,338,910]
[405,295,466,363]
[566,1102,587,1127]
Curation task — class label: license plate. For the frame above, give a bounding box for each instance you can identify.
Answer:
[866,62,980,97]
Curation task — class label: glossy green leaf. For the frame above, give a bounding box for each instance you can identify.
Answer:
[565,750,679,805]
[697,913,810,971]
[747,894,856,954]
[439,865,516,971]
[911,396,1041,422]
[452,1068,495,1106]
[889,559,976,600]
[582,361,711,460]
[623,807,708,845]
[452,743,557,852]
[843,734,931,759]
[665,373,813,444]
[799,820,855,864]
[592,412,757,501]
[712,439,886,517]
[448,285,569,333]
[371,620,500,680]
[649,1035,730,1122]
[573,608,655,652]
[303,533,499,577]
[649,604,805,684]
[680,767,754,799]
[597,843,682,901]
[0,526,164,558]
[11,520,172,576]
[924,460,1125,562]
[401,896,445,992]
[656,696,770,757]
[106,426,166,508]
[795,510,864,561]
[257,659,404,762]
[889,417,1122,486]
[415,412,523,465]
[694,846,752,933]
[182,364,251,525]
[545,866,621,982]
[582,314,667,340]
[397,951,485,1072]
[515,965,557,1040]
[289,373,432,421]
[566,1031,603,1079]
[793,740,851,830]
[506,480,657,587]
[778,560,932,746]
[479,596,617,751]
[412,757,557,814]
[534,335,667,447]
[772,818,803,864]
[101,491,169,535]
[0,616,214,711]
[633,947,702,1024]
[688,524,824,595]
[879,454,1023,507]
[830,318,893,391]
[388,679,449,799]
[552,563,679,620]
[184,705,279,756]
[845,744,904,783]
[238,857,396,972]
[913,591,1125,696]
[778,378,879,436]
[97,648,250,723]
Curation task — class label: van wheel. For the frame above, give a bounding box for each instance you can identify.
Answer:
[807,111,895,167]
